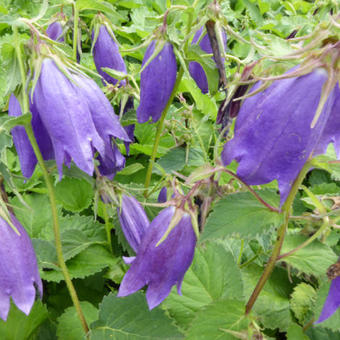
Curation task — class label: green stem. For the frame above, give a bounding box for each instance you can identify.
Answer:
[102,202,112,252]
[72,2,79,62]
[237,239,244,265]
[25,124,90,335]
[245,163,311,315]
[144,68,184,196]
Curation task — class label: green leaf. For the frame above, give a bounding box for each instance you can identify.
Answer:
[286,323,309,340]
[164,242,244,329]
[279,234,337,277]
[290,283,317,325]
[90,292,184,339]
[0,300,48,340]
[306,327,340,340]
[186,299,250,340]
[202,190,282,241]
[55,177,93,212]
[57,302,98,340]
[118,162,145,175]
[242,264,292,330]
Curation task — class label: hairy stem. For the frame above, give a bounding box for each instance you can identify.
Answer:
[245,163,311,315]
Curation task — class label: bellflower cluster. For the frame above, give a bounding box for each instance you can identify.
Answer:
[117,195,196,309]
[189,27,227,93]
[0,213,42,321]
[222,68,340,206]
[137,41,177,123]
[92,25,127,86]
[10,58,130,179]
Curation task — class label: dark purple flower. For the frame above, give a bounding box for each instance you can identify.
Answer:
[222,69,339,206]
[0,213,42,321]
[317,276,340,323]
[118,207,196,309]
[158,187,167,203]
[8,94,54,178]
[137,41,177,123]
[118,195,150,253]
[46,22,64,42]
[32,58,130,178]
[122,96,135,155]
[189,27,227,94]
[93,25,127,86]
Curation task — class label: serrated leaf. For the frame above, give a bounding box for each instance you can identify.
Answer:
[202,190,282,241]
[242,264,292,330]
[0,300,48,340]
[186,299,249,340]
[55,177,93,212]
[42,245,118,282]
[306,327,340,340]
[286,323,309,340]
[164,242,244,329]
[279,234,337,277]
[90,292,184,339]
[290,283,317,324]
[57,302,98,340]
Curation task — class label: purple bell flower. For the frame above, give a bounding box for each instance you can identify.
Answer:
[189,27,227,94]
[32,58,130,178]
[0,213,42,321]
[117,195,150,253]
[93,25,127,86]
[222,68,339,206]
[137,41,177,123]
[157,187,167,203]
[317,276,340,323]
[118,206,196,309]
[46,22,64,42]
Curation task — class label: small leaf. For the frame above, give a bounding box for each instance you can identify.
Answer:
[118,163,144,175]
[286,323,309,340]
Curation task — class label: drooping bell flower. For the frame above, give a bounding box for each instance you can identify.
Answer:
[118,206,196,309]
[8,94,54,178]
[222,68,339,206]
[117,194,150,253]
[46,22,64,42]
[92,25,127,86]
[317,277,340,323]
[157,187,167,203]
[189,26,227,94]
[0,213,42,321]
[137,41,177,123]
[32,58,130,178]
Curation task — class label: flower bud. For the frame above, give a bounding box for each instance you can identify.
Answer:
[46,22,64,42]
[137,41,177,123]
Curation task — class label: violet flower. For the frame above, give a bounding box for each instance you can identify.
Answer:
[118,206,196,309]
[137,41,177,123]
[0,213,42,321]
[46,22,64,42]
[93,25,127,86]
[117,195,150,253]
[317,277,340,323]
[31,58,130,178]
[157,187,167,203]
[189,27,227,94]
[222,69,340,206]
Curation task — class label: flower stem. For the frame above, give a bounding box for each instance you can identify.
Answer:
[102,202,113,252]
[72,2,79,62]
[143,68,184,197]
[245,163,311,315]
[24,124,90,335]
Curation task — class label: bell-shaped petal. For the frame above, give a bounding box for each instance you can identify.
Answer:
[118,207,196,309]
[157,187,167,203]
[316,276,340,323]
[33,58,108,177]
[46,22,64,42]
[118,195,150,253]
[222,68,337,206]
[0,213,42,321]
[137,41,177,123]
[93,26,127,86]
[97,144,125,180]
[189,27,227,94]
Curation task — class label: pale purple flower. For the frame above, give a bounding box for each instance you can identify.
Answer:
[222,69,339,206]
[93,25,127,86]
[189,27,227,94]
[137,41,177,123]
[46,22,64,42]
[0,213,42,321]
[31,58,130,178]
[118,206,196,309]
[118,195,150,253]
[158,187,167,203]
[317,277,340,323]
